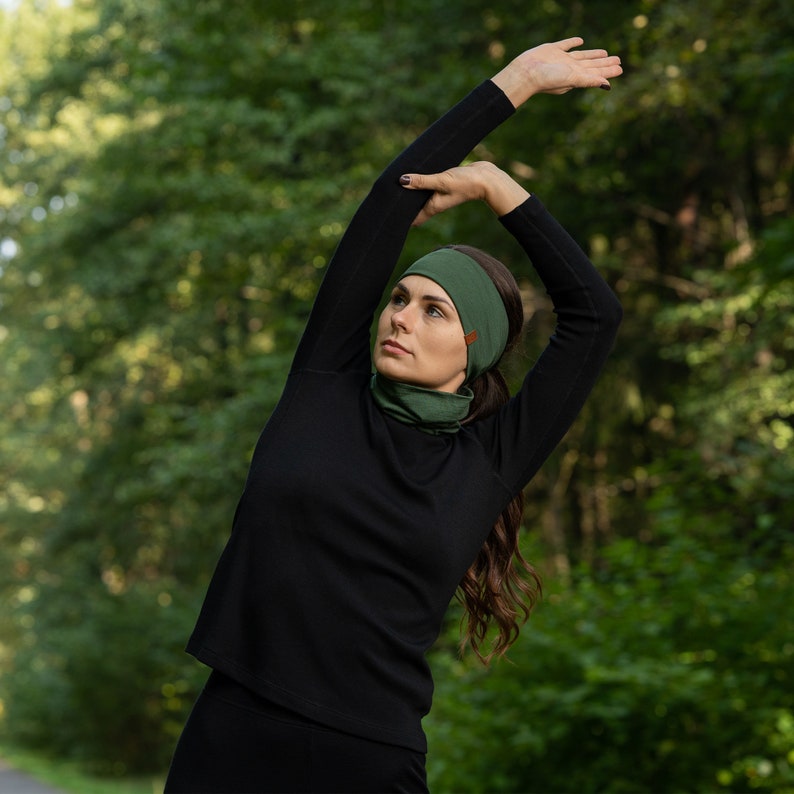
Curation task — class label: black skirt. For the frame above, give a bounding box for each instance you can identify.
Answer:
[164,671,428,794]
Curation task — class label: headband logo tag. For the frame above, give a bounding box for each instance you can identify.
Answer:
[464,330,478,346]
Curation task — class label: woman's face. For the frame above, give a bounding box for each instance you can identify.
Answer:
[374,275,467,393]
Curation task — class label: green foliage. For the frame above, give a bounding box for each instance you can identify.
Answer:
[650,217,794,552]
[427,533,794,793]
[4,580,203,773]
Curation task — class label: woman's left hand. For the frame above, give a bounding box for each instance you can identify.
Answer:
[492,37,623,108]
[400,161,530,227]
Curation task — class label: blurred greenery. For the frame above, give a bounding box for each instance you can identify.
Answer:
[1,0,792,791]
[427,532,794,792]
[0,741,162,793]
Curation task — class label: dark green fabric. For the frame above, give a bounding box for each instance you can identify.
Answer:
[370,372,472,435]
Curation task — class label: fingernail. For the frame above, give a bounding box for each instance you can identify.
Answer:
[600,83,611,91]
[399,175,411,185]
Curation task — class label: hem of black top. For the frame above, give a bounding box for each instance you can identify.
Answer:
[185,643,429,754]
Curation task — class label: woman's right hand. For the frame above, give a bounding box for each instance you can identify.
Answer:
[492,37,623,108]
[400,161,531,227]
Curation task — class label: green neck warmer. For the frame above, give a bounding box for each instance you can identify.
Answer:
[370,247,508,435]
[370,373,473,435]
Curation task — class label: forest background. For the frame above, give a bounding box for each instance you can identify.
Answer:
[1,0,793,792]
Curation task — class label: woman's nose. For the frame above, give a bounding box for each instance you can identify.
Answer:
[392,306,412,331]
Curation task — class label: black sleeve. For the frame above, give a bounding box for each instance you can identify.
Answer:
[289,80,516,375]
[471,195,623,493]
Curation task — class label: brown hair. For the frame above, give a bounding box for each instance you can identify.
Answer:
[445,244,542,664]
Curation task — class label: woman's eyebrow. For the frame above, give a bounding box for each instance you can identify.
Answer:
[422,293,455,309]
[394,281,456,310]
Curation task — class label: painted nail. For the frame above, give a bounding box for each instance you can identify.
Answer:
[399,175,411,185]
[600,83,611,91]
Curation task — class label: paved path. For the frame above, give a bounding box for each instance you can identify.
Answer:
[0,758,65,793]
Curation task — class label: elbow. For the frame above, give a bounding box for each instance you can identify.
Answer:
[596,292,623,343]
[606,294,623,332]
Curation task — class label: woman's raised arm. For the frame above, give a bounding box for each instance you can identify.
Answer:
[289,37,620,375]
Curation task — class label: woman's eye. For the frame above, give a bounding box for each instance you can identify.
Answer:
[391,294,406,306]
[427,305,443,317]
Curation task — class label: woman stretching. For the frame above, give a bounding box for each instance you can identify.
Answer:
[165,36,623,794]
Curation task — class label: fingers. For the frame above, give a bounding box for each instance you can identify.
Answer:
[400,164,489,203]
[569,50,622,78]
[570,48,609,60]
[572,52,624,88]
[554,39,615,62]
[410,208,432,227]
[398,173,421,189]
[399,172,442,191]
[554,40,622,75]
[554,36,585,51]
[595,59,624,85]
[581,55,623,70]
[398,173,444,227]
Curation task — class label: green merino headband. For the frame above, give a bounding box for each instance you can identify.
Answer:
[400,248,509,383]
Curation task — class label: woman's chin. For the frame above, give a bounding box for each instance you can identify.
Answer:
[374,359,406,382]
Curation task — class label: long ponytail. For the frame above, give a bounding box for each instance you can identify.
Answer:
[448,245,542,663]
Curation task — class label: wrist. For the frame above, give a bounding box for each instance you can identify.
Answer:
[491,58,541,108]
[479,165,531,216]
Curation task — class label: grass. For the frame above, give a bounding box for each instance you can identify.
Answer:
[0,743,164,794]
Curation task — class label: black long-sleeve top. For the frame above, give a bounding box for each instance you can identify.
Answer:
[186,80,622,753]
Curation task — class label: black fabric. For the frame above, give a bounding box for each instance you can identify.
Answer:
[164,673,427,794]
[183,79,622,758]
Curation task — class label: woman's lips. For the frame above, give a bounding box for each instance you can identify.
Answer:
[382,339,411,355]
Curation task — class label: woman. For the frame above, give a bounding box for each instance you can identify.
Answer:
[165,36,623,793]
